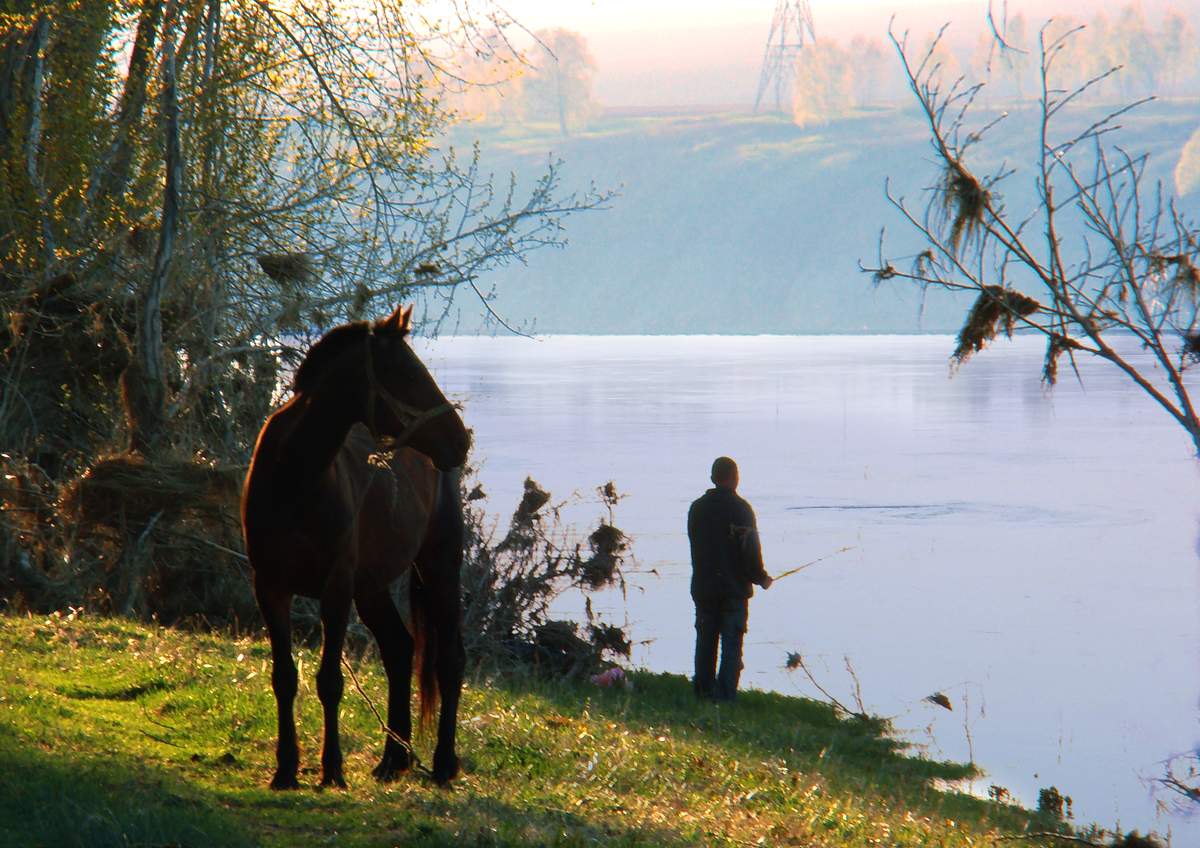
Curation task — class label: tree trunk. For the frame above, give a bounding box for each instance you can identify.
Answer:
[0,20,35,151]
[555,67,568,137]
[128,2,181,454]
[172,0,231,449]
[118,510,162,617]
[22,15,54,268]
[0,16,51,270]
[86,0,164,215]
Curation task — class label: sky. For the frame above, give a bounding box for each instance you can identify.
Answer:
[476,0,1198,108]
[497,0,974,34]
[495,0,1189,34]
[485,0,961,108]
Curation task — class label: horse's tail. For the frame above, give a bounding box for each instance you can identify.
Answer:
[410,568,440,732]
[411,467,465,734]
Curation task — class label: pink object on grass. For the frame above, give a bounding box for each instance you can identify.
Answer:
[590,667,626,687]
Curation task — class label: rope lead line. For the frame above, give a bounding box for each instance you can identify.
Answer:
[341,654,434,777]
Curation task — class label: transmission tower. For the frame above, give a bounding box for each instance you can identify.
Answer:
[753,1,817,113]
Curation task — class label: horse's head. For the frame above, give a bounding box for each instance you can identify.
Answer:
[363,305,471,470]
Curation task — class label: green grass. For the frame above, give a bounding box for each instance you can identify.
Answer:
[0,612,1066,847]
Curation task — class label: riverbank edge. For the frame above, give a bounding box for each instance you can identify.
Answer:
[0,612,1079,847]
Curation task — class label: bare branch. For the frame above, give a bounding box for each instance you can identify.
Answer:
[869,14,1200,453]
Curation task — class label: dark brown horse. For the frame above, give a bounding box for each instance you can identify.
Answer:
[242,305,471,788]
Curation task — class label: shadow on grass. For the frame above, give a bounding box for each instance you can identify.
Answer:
[0,725,256,848]
[58,676,175,701]
[0,723,692,848]
[485,669,1035,831]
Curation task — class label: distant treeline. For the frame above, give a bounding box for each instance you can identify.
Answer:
[448,28,598,135]
[791,5,1200,126]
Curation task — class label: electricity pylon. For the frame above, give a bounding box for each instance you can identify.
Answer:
[753,1,817,113]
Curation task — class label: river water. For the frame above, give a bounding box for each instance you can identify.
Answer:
[413,333,1199,842]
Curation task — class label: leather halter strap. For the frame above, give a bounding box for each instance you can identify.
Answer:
[363,326,455,449]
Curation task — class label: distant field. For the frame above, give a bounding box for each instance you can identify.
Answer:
[440,100,1200,335]
[0,613,1072,847]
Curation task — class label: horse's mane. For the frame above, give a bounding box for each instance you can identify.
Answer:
[292,321,370,392]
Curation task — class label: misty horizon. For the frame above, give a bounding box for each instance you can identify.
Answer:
[484,0,1200,109]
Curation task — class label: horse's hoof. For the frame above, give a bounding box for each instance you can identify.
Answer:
[269,772,300,791]
[319,773,348,790]
[432,752,459,786]
[372,752,410,782]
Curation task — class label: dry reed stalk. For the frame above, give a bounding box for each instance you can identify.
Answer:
[941,161,989,251]
[953,285,1041,363]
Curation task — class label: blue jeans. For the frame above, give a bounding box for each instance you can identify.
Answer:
[693,598,748,701]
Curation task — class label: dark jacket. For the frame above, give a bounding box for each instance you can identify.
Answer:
[687,487,768,603]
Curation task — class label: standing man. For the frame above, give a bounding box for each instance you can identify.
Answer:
[687,456,772,702]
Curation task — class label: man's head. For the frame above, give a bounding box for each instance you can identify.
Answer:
[710,456,739,490]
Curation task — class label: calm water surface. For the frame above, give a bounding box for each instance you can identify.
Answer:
[414,334,1199,841]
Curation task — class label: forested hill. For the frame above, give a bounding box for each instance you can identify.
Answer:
[439,99,1200,335]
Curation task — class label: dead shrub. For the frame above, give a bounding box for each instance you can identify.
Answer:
[461,472,632,678]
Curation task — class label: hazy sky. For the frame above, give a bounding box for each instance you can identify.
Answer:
[498,0,1190,33]
[499,0,974,33]
[486,0,1198,108]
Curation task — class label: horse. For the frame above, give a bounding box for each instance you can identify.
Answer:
[241,304,471,788]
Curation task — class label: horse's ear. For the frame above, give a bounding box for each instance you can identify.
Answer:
[381,304,413,335]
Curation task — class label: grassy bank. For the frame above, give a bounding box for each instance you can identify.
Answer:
[0,612,1065,847]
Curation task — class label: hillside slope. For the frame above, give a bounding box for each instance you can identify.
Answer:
[0,613,1071,847]
[441,100,1200,335]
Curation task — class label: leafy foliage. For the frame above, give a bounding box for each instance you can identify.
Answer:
[0,1,608,608]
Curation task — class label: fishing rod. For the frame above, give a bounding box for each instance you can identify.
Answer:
[771,545,857,582]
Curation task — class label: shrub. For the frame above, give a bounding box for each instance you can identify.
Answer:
[460,474,632,677]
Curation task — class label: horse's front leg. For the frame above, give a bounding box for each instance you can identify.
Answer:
[424,479,466,786]
[355,585,414,781]
[256,582,300,790]
[317,578,353,789]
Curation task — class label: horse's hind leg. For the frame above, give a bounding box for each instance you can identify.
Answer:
[316,584,352,789]
[421,522,465,785]
[355,584,414,781]
[256,581,300,790]
[431,590,465,785]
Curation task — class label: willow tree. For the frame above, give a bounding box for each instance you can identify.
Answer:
[0,0,607,616]
[862,22,1200,455]
[0,0,606,467]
